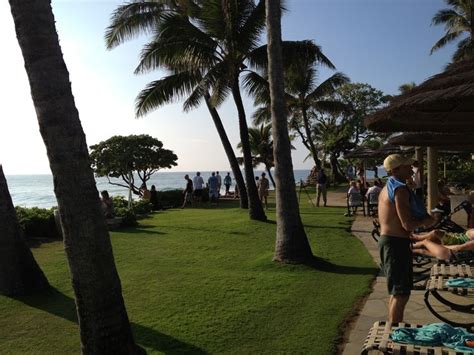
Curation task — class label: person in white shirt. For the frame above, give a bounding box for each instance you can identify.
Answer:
[192,172,205,204]
[216,171,222,196]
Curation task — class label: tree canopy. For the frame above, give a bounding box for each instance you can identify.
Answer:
[89,135,177,195]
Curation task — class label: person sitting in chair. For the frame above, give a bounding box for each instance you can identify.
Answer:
[100,190,114,218]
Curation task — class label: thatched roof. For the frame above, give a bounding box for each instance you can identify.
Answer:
[344,144,413,159]
[365,58,474,133]
[389,133,474,152]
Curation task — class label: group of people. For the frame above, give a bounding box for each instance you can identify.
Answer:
[181,171,235,208]
[376,154,474,323]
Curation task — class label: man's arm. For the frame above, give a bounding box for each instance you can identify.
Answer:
[394,188,435,232]
[446,240,474,252]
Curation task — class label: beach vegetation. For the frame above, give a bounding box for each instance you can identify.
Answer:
[0,166,50,296]
[9,1,140,351]
[0,198,376,353]
[90,134,178,196]
[430,0,474,62]
[15,206,60,241]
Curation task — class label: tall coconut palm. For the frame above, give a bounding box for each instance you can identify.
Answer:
[237,124,276,187]
[246,55,349,170]
[430,0,474,62]
[0,165,50,296]
[105,1,249,209]
[8,1,141,352]
[265,0,313,263]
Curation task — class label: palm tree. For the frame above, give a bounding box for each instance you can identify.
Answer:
[430,0,474,62]
[246,53,349,170]
[105,1,249,209]
[0,165,50,296]
[265,0,313,263]
[106,0,267,220]
[8,1,141,352]
[237,124,276,187]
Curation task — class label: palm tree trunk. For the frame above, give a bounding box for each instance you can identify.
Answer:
[329,154,346,183]
[8,1,141,353]
[231,78,267,221]
[266,0,313,263]
[265,164,276,188]
[0,165,50,296]
[301,109,321,169]
[204,93,248,208]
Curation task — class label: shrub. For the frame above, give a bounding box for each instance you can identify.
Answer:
[15,206,60,240]
[157,189,184,208]
[114,207,138,227]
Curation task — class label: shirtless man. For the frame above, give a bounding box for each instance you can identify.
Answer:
[378,154,437,323]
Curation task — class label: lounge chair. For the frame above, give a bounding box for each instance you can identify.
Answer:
[347,192,366,217]
[361,321,474,354]
[424,275,474,331]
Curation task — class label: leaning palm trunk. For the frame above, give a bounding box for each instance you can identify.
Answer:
[302,109,321,169]
[265,164,276,188]
[0,165,50,296]
[231,79,267,221]
[8,1,141,352]
[266,0,313,262]
[204,93,248,208]
[329,154,346,183]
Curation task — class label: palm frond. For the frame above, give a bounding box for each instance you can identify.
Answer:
[237,0,266,54]
[105,2,170,49]
[306,72,350,101]
[430,30,463,53]
[452,36,474,61]
[135,70,202,117]
[252,106,272,126]
[242,71,270,105]
[312,100,349,115]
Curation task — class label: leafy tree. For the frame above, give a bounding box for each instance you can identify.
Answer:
[90,135,177,195]
[104,0,250,210]
[266,0,313,263]
[8,0,141,352]
[0,165,49,296]
[398,81,416,94]
[238,124,276,187]
[430,0,474,62]
[334,83,389,144]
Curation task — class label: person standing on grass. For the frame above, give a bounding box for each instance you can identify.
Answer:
[316,169,328,207]
[258,172,270,209]
[208,172,219,206]
[192,172,204,205]
[181,175,193,209]
[378,154,438,323]
[224,172,232,196]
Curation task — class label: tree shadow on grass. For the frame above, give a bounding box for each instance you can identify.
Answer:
[113,224,166,236]
[12,287,207,354]
[303,256,379,276]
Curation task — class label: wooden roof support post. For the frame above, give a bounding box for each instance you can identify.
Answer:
[415,147,424,198]
[427,147,438,212]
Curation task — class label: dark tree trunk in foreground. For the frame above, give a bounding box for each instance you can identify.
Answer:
[204,93,248,208]
[0,165,50,296]
[266,0,313,262]
[329,154,346,183]
[8,1,141,353]
[231,79,267,221]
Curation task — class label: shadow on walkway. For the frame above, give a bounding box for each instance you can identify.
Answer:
[12,287,207,354]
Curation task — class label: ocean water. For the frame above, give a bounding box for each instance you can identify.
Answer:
[6,168,384,209]
[6,170,312,208]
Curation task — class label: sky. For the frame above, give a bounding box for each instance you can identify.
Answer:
[0,0,457,175]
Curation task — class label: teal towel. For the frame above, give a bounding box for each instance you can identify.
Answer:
[446,278,474,288]
[390,323,474,353]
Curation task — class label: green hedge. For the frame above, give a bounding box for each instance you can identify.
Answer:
[15,206,60,240]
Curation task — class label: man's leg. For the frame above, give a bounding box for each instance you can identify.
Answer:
[322,185,327,206]
[316,185,321,207]
[388,294,410,323]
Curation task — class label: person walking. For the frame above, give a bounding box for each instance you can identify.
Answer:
[181,175,194,208]
[316,169,328,207]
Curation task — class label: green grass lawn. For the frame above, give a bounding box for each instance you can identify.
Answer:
[0,196,377,354]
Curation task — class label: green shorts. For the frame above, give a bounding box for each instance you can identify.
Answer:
[378,235,413,295]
